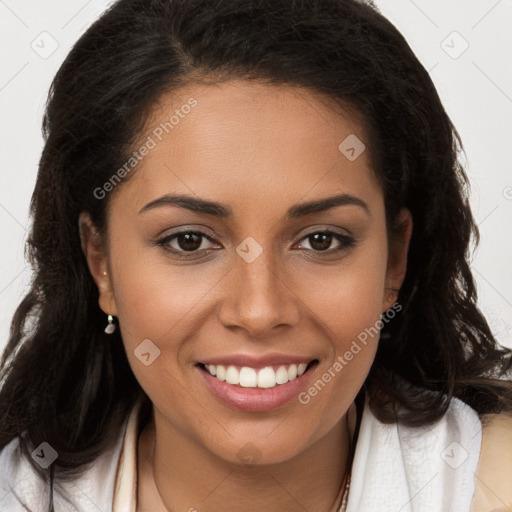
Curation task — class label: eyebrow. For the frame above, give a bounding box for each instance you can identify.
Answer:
[138,192,371,219]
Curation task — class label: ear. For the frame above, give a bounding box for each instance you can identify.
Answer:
[78,212,118,317]
[382,208,413,312]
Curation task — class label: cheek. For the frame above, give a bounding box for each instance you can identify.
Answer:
[305,236,388,345]
[307,233,388,385]
[106,221,219,341]
[294,257,386,437]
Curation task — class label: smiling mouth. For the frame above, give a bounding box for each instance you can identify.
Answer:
[198,360,318,389]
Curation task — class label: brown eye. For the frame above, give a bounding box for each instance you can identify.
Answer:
[175,232,203,251]
[296,230,355,254]
[307,232,334,251]
[157,230,218,257]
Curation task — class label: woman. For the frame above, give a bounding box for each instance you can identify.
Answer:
[1,0,511,510]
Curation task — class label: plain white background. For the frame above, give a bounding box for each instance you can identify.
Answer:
[1,0,511,354]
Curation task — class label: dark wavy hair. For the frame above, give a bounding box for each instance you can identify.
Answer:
[1,0,512,491]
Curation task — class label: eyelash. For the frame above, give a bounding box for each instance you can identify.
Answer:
[156,229,356,259]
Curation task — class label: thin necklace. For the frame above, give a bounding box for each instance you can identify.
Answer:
[150,406,356,512]
[331,404,356,512]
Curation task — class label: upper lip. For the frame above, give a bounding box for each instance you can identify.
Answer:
[198,353,316,368]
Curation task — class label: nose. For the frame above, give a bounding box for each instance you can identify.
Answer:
[218,242,301,338]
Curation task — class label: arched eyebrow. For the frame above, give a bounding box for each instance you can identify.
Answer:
[138,192,371,219]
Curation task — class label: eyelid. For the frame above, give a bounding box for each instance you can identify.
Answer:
[292,230,356,255]
[156,229,220,256]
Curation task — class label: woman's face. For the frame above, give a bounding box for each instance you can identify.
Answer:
[82,79,411,465]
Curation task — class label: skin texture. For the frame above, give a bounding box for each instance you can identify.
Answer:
[80,79,412,511]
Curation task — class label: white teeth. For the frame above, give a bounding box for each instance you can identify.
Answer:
[275,366,289,385]
[239,367,257,387]
[257,367,277,388]
[205,362,309,388]
[216,365,226,381]
[226,366,240,385]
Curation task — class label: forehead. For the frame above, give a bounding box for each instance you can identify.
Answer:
[111,79,383,220]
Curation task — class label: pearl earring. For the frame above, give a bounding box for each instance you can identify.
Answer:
[104,314,116,334]
[101,271,115,333]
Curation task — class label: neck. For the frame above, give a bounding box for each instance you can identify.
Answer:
[138,404,356,512]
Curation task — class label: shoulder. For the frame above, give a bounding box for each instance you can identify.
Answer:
[471,412,512,512]
[346,395,483,512]
[0,410,131,512]
[0,436,49,511]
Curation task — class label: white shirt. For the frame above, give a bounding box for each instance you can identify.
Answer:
[0,396,482,512]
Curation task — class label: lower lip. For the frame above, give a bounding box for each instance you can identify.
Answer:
[197,364,316,412]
